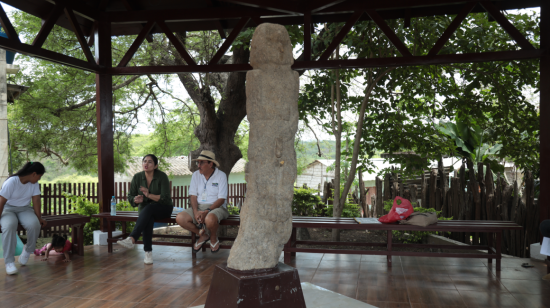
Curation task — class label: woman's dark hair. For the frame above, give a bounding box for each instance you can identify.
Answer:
[10,161,46,178]
[142,154,158,166]
[51,234,67,249]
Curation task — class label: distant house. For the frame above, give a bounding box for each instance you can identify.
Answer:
[296,159,335,190]
[115,156,247,186]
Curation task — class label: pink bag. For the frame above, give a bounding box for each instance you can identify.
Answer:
[378,196,414,224]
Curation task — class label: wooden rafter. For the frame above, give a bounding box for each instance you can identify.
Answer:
[64,7,95,63]
[366,9,412,57]
[33,4,65,48]
[157,21,197,66]
[480,1,536,51]
[0,36,98,71]
[209,17,250,65]
[304,11,312,61]
[205,0,227,39]
[428,2,476,56]
[120,0,154,43]
[118,20,156,67]
[0,4,20,43]
[318,11,364,61]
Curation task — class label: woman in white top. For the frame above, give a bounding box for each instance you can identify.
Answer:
[0,162,47,275]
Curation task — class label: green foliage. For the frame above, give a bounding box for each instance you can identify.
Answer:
[64,192,135,245]
[298,12,540,180]
[325,202,361,218]
[292,188,324,216]
[436,116,504,173]
[227,204,240,215]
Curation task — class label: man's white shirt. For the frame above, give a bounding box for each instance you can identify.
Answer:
[189,168,228,208]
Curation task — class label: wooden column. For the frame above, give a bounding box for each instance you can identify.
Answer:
[95,20,114,231]
[541,0,550,224]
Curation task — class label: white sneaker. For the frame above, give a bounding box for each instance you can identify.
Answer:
[117,237,135,249]
[6,263,18,275]
[18,245,30,266]
[144,251,153,264]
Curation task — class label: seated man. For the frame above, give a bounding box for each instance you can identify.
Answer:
[176,150,229,253]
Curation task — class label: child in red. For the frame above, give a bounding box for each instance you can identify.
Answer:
[34,234,72,262]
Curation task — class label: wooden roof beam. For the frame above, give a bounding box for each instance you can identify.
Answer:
[366,9,412,57]
[32,3,65,48]
[480,1,536,50]
[318,10,364,61]
[217,0,302,14]
[157,21,197,66]
[64,7,95,63]
[428,2,476,56]
[118,20,156,67]
[0,4,20,43]
[209,17,250,65]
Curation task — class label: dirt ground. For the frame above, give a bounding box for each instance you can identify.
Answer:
[152,225,477,254]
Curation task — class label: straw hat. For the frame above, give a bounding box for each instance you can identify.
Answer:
[192,150,220,167]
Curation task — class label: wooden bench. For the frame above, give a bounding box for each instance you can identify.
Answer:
[93,212,522,270]
[0,214,90,256]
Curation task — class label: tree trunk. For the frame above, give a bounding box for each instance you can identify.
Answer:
[410,184,418,205]
[466,160,481,245]
[331,47,342,242]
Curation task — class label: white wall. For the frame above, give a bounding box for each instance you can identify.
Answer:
[296,162,335,189]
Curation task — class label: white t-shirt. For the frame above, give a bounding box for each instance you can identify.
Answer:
[189,168,228,208]
[0,176,41,207]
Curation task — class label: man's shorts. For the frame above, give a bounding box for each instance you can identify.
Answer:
[182,203,229,234]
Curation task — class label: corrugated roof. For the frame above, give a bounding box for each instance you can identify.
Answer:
[125,156,246,177]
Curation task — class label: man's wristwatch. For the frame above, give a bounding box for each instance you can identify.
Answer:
[206,208,212,212]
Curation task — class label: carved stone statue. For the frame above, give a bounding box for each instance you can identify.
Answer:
[227,23,299,270]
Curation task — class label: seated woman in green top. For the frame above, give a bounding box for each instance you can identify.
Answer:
[117,154,173,264]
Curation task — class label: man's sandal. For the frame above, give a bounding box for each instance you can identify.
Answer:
[210,239,220,253]
[193,237,209,254]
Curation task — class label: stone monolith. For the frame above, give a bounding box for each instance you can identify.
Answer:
[227,23,299,270]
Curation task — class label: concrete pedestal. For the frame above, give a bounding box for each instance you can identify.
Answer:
[205,262,306,308]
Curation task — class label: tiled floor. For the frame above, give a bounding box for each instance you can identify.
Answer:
[1,245,549,308]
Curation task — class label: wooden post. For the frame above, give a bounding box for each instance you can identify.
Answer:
[438,159,447,213]
[376,176,383,216]
[410,184,417,205]
[421,171,427,208]
[478,162,487,245]
[384,173,391,202]
[467,160,480,245]
[429,169,437,209]
[96,20,114,231]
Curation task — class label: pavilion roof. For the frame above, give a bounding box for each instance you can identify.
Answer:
[6,0,541,37]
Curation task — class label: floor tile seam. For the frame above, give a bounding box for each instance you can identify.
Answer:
[509,292,542,308]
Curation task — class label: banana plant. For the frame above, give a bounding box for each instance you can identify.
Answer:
[436,118,504,173]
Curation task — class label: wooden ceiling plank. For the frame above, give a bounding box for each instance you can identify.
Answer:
[318,10,364,61]
[428,2,476,56]
[64,7,95,63]
[117,20,156,67]
[480,1,536,50]
[32,4,65,48]
[217,0,301,14]
[310,0,348,13]
[157,21,197,66]
[366,9,413,57]
[204,0,227,39]
[209,16,250,65]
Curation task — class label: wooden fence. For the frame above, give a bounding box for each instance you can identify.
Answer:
[39,182,247,215]
[367,161,539,258]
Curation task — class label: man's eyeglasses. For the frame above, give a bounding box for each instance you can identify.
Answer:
[196,161,211,166]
